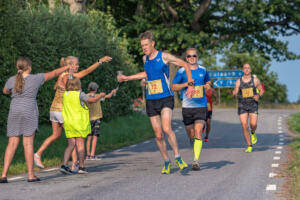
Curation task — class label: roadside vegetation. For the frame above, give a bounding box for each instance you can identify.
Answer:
[287,113,300,199]
[0,112,154,176]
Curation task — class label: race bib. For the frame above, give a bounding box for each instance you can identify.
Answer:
[148,79,163,95]
[192,85,203,98]
[242,88,254,98]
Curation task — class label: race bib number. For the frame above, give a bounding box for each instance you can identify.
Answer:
[242,88,254,98]
[192,86,203,98]
[148,79,163,95]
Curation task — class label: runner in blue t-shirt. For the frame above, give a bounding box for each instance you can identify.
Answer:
[117,31,195,174]
[172,48,210,170]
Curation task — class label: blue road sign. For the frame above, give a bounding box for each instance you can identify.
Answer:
[213,79,237,88]
[208,70,243,79]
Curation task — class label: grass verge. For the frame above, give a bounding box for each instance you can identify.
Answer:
[287,112,300,199]
[0,111,153,176]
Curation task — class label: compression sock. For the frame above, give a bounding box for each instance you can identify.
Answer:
[194,138,203,161]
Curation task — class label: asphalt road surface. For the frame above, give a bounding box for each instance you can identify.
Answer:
[0,109,297,200]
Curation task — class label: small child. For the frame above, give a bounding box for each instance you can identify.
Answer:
[85,82,117,160]
[60,77,105,174]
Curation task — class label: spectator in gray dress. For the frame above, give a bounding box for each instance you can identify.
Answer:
[0,57,69,183]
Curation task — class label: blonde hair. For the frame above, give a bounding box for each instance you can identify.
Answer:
[186,47,198,56]
[64,56,78,66]
[66,77,81,91]
[60,57,66,67]
[14,57,32,93]
[139,31,155,42]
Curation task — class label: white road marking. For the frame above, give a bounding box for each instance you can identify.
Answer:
[175,129,180,132]
[275,151,282,154]
[279,138,284,141]
[273,156,280,160]
[43,168,59,172]
[129,144,137,148]
[278,127,282,130]
[277,122,282,126]
[279,134,284,137]
[178,126,183,129]
[173,122,178,125]
[143,141,151,144]
[278,130,283,133]
[276,146,283,150]
[8,176,23,181]
[271,163,279,168]
[279,142,284,145]
[266,185,277,191]
[269,172,277,178]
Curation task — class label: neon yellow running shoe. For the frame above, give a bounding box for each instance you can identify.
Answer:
[175,157,188,170]
[251,132,257,145]
[161,162,171,174]
[245,146,253,153]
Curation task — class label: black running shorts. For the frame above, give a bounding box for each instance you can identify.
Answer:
[146,96,174,117]
[238,102,258,115]
[182,107,207,126]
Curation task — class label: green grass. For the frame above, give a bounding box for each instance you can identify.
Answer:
[287,113,300,199]
[0,112,153,176]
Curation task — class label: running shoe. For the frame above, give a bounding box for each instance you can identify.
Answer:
[90,156,102,161]
[251,132,257,145]
[85,155,91,160]
[60,165,74,175]
[192,160,200,171]
[71,162,79,173]
[204,137,209,142]
[161,161,171,174]
[175,157,188,170]
[245,146,253,153]
[34,153,45,169]
[78,167,88,174]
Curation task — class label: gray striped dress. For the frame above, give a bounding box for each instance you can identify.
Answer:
[4,73,45,137]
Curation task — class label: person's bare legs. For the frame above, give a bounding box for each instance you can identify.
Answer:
[63,138,76,166]
[239,113,251,146]
[90,136,98,156]
[185,125,194,140]
[1,136,20,178]
[35,121,63,167]
[75,138,85,167]
[249,113,258,133]
[86,136,92,157]
[161,108,180,157]
[205,118,211,138]
[23,134,36,179]
[149,116,169,161]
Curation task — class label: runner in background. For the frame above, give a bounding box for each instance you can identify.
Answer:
[204,85,217,142]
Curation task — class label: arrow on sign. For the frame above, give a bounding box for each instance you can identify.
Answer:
[213,79,237,88]
[208,70,243,79]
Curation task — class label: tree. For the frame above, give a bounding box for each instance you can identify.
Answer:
[90,0,300,69]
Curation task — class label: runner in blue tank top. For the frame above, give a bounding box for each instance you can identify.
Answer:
[117,31,195,174]
[172,48,211,170]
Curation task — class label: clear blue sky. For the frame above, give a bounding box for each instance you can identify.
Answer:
[270,35,300,102]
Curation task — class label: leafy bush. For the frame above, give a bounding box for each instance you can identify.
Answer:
[0,6,140,135]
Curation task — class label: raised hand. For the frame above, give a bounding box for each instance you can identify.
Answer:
[99,56,112,63]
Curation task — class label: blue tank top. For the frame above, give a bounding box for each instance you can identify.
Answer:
[144,51,174,100]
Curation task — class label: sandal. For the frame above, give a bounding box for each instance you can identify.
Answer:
[0,177,8,183]
[27,177,41,182]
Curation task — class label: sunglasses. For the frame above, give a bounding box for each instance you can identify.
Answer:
[186,54,197,58]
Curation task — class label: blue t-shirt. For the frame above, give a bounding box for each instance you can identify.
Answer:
[173,65,210,108]
[144,51,174,100]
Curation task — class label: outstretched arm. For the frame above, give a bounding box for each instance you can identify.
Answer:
[74,56,112,79]
[88,92,106,103]
[44,66,69,82]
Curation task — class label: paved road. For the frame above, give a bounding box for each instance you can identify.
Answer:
[0,109,297,200]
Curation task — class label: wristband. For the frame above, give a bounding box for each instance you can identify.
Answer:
[187,81,194,86]
[98,59,102,64]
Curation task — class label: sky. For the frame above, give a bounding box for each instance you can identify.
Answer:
[270,35,300,102]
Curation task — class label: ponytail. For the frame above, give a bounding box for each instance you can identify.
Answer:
[14,57,31,93]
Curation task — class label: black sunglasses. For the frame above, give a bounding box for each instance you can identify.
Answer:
[186,54,197,58]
